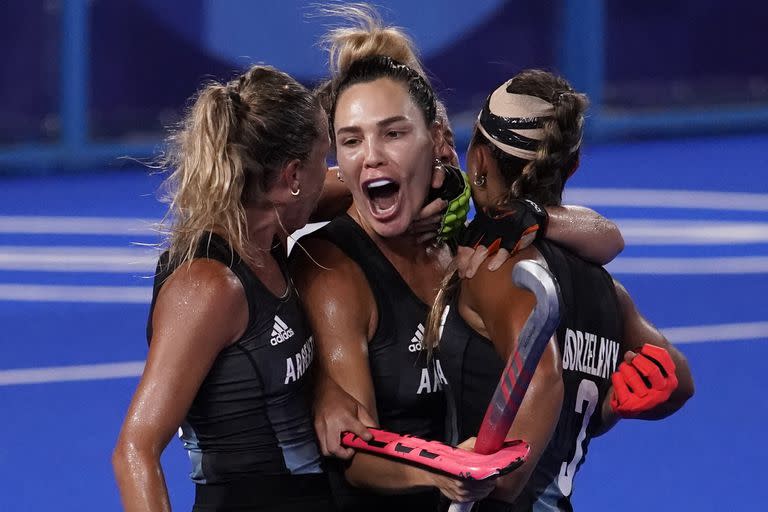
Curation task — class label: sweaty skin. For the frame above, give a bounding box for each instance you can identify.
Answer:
[334,79,438,238]
[292,76,495,502]
[113,111,333,512]
[596,280,695,433]
[305,93,625,467]
[449,124,693,504]
[291,226,479,499]
[112,260,250,512]
[456,245,694,503]
[458,246,564,502]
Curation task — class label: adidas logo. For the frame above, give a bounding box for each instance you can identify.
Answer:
[408,323,425,353]
[270,315,295,346]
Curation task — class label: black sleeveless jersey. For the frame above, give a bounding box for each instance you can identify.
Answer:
[304,214,448,510]
[439,240,623,511]
[147,233,323,485]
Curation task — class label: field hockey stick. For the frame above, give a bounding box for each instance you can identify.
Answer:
[342,428,529,480]
[449,259,561,512]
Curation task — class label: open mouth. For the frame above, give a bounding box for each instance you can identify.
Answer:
[363,178,401,218]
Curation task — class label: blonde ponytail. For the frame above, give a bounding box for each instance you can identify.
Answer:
[160,83,248,267]
[158,65,321,268]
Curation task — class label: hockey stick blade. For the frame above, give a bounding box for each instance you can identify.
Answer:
[450,259,561,512]
[341,428,530,480]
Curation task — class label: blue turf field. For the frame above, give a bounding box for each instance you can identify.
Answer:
[1,134,766,511]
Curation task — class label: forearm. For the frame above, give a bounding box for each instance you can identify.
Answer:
[666,344,695,411]
[545,205,624,265]
[113,445,171,512]
[491,461,537,503]
[595,395,621,437]
[345,453,433,494]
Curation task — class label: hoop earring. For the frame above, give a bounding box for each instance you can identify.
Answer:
[336,168,344,183]
[291,187,301,196]
[473,173,486,187]
[434,158,444,171]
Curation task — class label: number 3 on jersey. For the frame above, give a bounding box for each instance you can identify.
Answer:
[558,379,598,496]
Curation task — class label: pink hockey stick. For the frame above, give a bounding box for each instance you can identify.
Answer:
[342,428,529,480]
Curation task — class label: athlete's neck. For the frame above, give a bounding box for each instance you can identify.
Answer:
[243,206,284,257]
[348,206,433,259]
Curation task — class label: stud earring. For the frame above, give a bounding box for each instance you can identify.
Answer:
[433,158,444,171]
[473,173,486,187]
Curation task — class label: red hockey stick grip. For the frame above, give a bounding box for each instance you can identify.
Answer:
[341,428,529,480]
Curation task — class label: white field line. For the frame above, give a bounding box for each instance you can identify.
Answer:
[0,220,327,272]
[2,252,767,278]
[607,256,768,274]
[0,216,158,235]
[0,361,145,385]
[0,322,765,386]
[564,188,768,212]
[662,322,768,344]
[0,246,158,272]
[0,284,152,303]
[0,215,768,274]
[616,219,768,245]
[0,188,766,238]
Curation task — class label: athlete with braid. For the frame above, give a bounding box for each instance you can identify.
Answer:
[428,70,695,510]
[290,6,630,511]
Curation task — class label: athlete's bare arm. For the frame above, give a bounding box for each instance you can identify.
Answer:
[290,238,494,503]
[596,280,695,434]
[459,248,564,503]
[545,205,624,265]
[290,237,379,445]
[112,260,248,512]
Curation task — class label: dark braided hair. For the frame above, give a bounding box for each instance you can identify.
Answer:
[425,71,588,356]
[471,69,588,207]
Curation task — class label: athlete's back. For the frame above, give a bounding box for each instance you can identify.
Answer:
[440,240,622,511]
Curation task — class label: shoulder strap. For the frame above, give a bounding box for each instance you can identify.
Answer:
[310,214,413,302]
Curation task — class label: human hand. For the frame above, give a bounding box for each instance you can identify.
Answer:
[456,436,477,451]
[455,244,512,279]
[409,198,448,244]
[610,344,679,418]
[428,436,495,502]
[419,164,471,243]
[314,378,375,459]
[459,199,548,256]
[428,471,496,503]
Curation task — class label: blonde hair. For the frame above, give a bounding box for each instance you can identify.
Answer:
[158,65,321,268]
[320,3,427,78]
